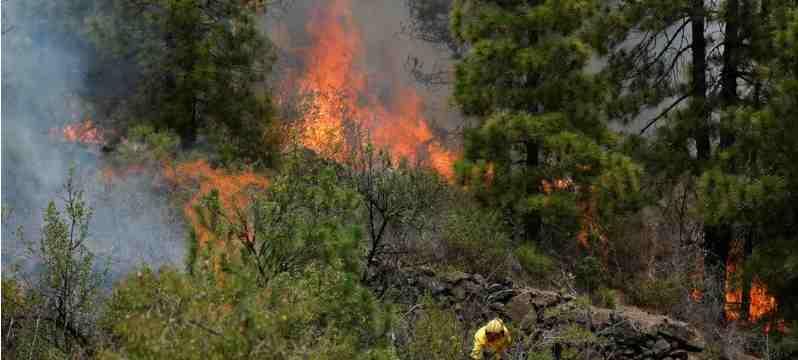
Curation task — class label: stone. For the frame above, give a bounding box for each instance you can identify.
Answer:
[472,274,486,285]
[653,339,670,354]
[376,266,705,360]
[519,311,538,335]
[505,292,534,323]
[441,270,471,285]
[487,288,516,304]
[452,284,468,301]
[529,289,562,308]
[590,308,612,330]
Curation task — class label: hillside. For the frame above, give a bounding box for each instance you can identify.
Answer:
[2,0,797,359]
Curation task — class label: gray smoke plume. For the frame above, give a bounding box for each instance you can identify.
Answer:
[2,0,465,277]
[1,1,185,278]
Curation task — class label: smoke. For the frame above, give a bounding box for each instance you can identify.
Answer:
[1,1,185,277]
[2,0,463,276]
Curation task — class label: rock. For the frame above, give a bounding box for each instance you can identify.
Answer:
[653,339,670,353]
[529,288,562,308]
[505,292,534,323]
[452,284,468,301]
[374,266,705,360]
[472,274,486,285]
[441,270,471,285]
[590,308,612,330]
[519,311,538,335]
[487,288,516,304]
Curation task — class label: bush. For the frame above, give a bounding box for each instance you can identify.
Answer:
[593,287,619,309]
[574,256,607,293]
[192,155,365,286]
[442,199,511,278]
[627,275,683,312]
[405,296,465,360]
[2,171,108,359]
[514,243,555,280]
[116,124,180,164]
[101,265,397,359]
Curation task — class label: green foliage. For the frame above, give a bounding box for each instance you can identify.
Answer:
[626,275,683,313]
[573,256,606,293]
[2,170,108,358]
[86,0,280,166]
[450,0,642,248]
[193,155,364,286]
[442,199,511,278]
[698,9,798,339]
[115,124,181,164]
[405,296,465,360]
[345,145,448,273]
[593,287,619,309]
[532,304,607,360]
[100,265,396,359]
[514,243,555,280]
[697,168,788,226]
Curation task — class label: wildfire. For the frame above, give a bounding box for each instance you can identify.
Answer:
[162,160,269,245]
[100,164,146,184]
[290,0,457,179]
[540,177,605,249]
[688,238,779,325]
[55,119,105,145]
[724,245,778,322]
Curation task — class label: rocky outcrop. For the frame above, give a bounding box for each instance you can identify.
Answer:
[383,267,704,359]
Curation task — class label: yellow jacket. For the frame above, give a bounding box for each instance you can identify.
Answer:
[470,321,511,359]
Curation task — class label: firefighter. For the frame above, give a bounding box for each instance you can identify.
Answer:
[470,318,512,359]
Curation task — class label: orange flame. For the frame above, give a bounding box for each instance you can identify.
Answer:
[100,164,146,184]
[55,119,105,145]
[724,251,778,322]
[540,177,605,248]
[162,160,269,245]
[291,0,456,178]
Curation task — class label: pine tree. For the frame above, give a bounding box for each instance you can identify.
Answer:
[703,4,798,342]
[450,0,642,249]
[593,0,782,321]
[87,0,279,166]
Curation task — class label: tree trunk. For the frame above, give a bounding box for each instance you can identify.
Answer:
[718,0,743,322]
[721,0,740,149]
[740,225,755,321]
[525,141,541,243]
[691,0,734,323]
[691,0,710,164]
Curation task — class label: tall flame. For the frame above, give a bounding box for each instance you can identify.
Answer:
[292,0,456,178]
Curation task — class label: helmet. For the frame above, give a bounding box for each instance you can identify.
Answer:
[486,318,504,334]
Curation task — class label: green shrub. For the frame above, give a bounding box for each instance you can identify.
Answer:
[101,265,397,359]
[593,287,619,309]
[574,256,606,293]
[626,275,683,312]
[405,296,464,360]
[443,200,511,278]
[515,243,555,279]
